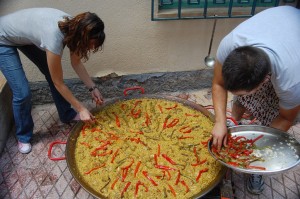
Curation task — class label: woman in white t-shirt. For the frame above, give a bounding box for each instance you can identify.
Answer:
[0,8,105,154]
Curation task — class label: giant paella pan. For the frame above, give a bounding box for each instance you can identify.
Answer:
[63,87,226,198]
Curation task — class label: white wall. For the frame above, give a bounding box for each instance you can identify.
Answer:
[0,0,245,81]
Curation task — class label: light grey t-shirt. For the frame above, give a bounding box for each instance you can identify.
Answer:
[0,7,70,55]
[217,6,300,109]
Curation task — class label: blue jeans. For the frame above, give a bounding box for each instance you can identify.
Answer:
[0,45,76,143]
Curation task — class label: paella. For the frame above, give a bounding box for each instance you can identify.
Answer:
[74,98,222,198]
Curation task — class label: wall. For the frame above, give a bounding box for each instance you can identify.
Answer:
[0,0,245,81]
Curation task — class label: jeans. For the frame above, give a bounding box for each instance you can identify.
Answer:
[0,45,76,143]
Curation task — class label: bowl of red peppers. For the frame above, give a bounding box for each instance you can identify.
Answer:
[209,125,300,174]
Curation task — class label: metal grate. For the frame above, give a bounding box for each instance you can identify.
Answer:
[151,0,298,20]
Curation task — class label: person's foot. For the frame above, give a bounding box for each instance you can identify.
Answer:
[247,174,264,195]
[18,141,32,154]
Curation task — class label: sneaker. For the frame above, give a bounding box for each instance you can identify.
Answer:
[247,174,264,195]
[18,141,32,154]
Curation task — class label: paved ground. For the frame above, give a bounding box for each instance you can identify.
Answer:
[1,88,300,199]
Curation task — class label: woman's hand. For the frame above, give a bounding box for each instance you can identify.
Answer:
[211,122,228,151]
[91,87,104,105]
[78,108,95,122]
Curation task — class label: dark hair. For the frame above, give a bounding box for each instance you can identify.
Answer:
[222,46,271,92]
[58,12,105,61]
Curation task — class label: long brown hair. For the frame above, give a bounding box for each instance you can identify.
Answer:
[58,12,105,61]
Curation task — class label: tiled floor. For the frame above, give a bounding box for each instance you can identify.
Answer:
[1,89,300,199]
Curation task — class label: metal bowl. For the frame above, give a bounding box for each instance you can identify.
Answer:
[208,125,300,174]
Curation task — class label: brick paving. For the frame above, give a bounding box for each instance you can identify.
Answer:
[0,89,300,199]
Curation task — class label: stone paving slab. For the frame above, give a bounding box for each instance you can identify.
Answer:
[0,88,300,199]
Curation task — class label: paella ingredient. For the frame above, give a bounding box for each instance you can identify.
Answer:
[161,154,177,165]
[168,184,176,196]
[142,171,158,186]
[84,163,106,175]
[121,182,131,198]
[74,98,222,198]
[212,134,265,169]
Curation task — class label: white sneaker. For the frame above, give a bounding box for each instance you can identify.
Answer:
[18,141,32,154]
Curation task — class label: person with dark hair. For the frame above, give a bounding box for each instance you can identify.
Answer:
[211,6,300,195]
[0,8,106,154]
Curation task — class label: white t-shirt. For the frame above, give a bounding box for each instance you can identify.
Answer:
[217,6,300,109]
[0,7,70,55]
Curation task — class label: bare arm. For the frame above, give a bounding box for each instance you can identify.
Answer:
[211,61,229,150]
[270,105,300,131]
[70,52,103,105]
[46,50,94,121]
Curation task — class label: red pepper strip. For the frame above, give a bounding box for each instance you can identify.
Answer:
[142,171,158,186]
[92,150,113,157]
[107,132,120,140]
[162,154,177,165]
[196,168,209,182]
[127,137,147,146]
[166,118,179,128]
[192,159,207,166]
[121,168,129,182]
[165,104,178,110]
[121,103,127,110]
[94,138,107,143]
[168,184,176,197]
[179,126,192,134]
[84,163,106,175]
[227,162,239,167]
[158,144,161,157]
[111,148,120,163]
[163,117,169,129]
[180,180,190,193]
[158,104,163,113]
[121,158,134,170]
[81,124,90,136]
[94,141,111,150]
[134,161,141,177]
[129,130,144,134]
[134,100,142,106]
[165,170,171,180]
[155,165,177,171]
[251,135,264,143]
[154,154,158,166]
[91,128,103,133]
[80,142,91,148]
[144,112,151,126]
[185,113,200,117]
[242,149,253,156]
[193,147,200,162]
[135,181,149,197]
[111,177,119,189]
[156,170,166,179]
[112,112,121,127]
[246,165,266,170]
[178,136,194,139]
[182,129,192,134]
[131,100,142,118]
[91,141,112,155]
[131,109,141,118]
[201,141,209,147]
[233,136,247,141]
[121,158,134,181]
[121,182,131,198]
[175,170,181,185]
